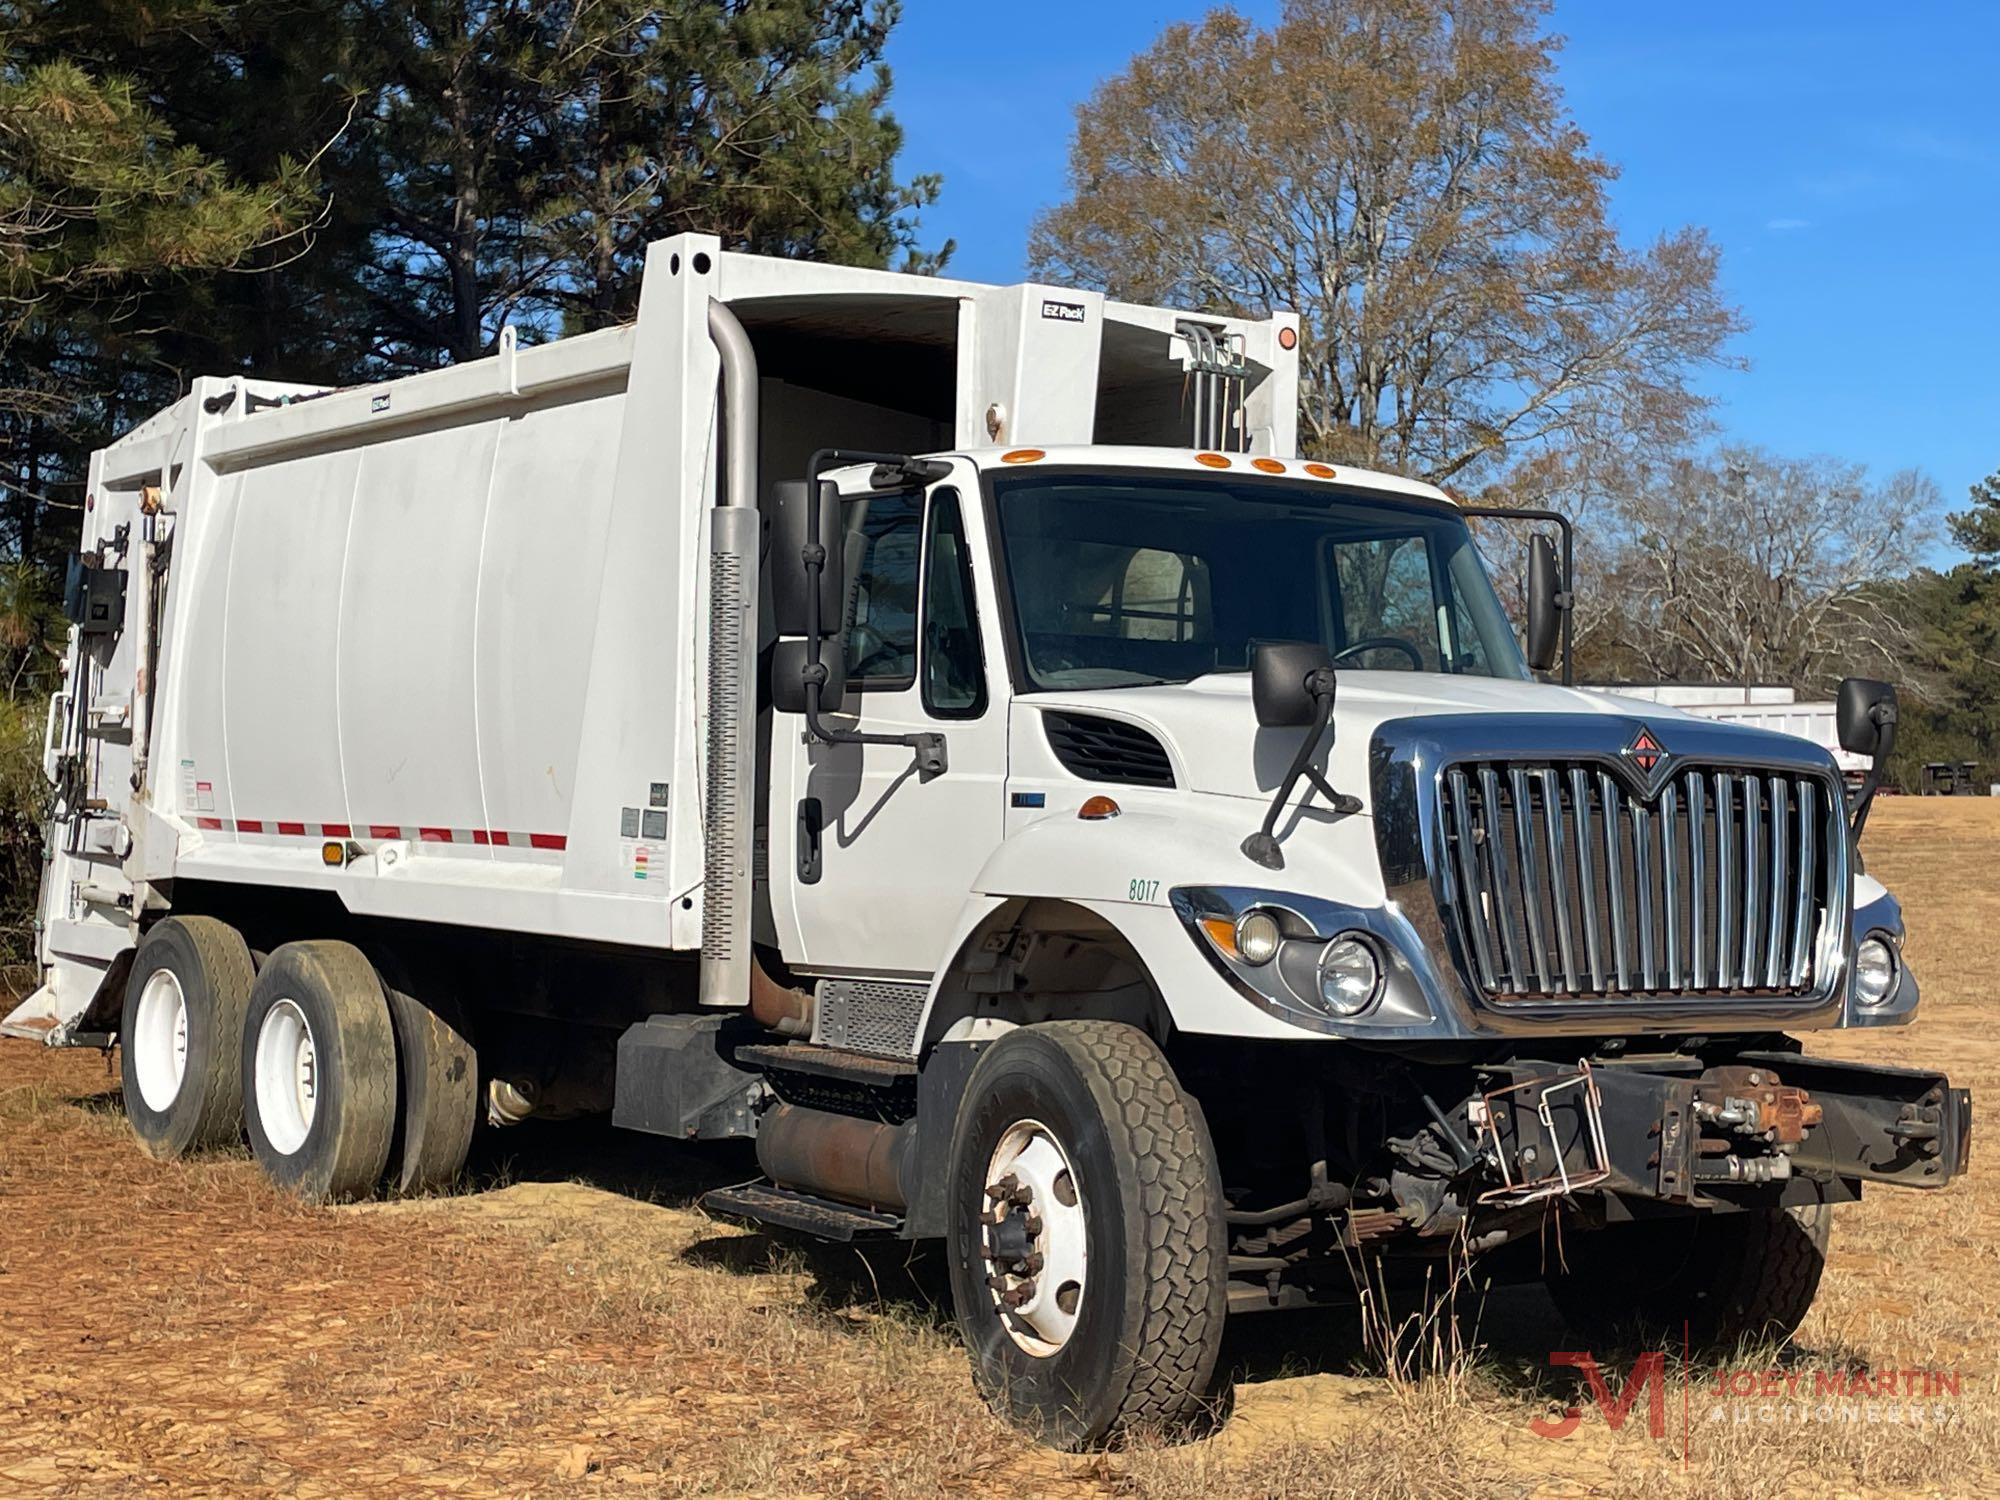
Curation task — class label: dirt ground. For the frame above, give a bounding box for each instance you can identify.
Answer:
[2,799,1998,1498]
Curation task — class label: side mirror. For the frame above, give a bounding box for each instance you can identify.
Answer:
[1837,678,1898,757]
[1837,678,1898,840]
[767,479,843,637]
[1250,640,1336,728]
[1525,533,1561,673]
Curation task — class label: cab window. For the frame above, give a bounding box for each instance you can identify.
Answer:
[845,492,921,686]
[922,488,985,716]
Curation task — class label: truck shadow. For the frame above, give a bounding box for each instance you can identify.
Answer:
[456,1116,1586,1384]
[445,1116,1855,1417]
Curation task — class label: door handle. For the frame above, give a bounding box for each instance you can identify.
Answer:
[797,796,823,885]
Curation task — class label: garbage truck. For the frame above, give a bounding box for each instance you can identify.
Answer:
[9,233,1971,1447]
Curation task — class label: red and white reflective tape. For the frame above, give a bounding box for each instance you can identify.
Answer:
[194,817,565,851]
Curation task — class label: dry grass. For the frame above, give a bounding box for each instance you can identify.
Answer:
[2,799,1999,1496]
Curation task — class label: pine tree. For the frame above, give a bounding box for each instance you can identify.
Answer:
[1898,469,2000,785]
[0,30,314,568]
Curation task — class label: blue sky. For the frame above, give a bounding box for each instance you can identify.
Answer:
[885,4,1999,545]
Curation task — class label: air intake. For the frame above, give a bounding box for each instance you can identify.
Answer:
[1042,712,1175,788]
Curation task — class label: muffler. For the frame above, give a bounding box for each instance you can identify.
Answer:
[756,1102,913,1212]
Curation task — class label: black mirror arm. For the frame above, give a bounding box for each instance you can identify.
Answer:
[1848,701,1898,843]
[1241,676,1361,871]
[798,446,949,781]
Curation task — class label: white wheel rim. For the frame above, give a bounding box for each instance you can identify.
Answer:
[131,969,189,1113]
[254,999,319,1155]
[982,1119,1088,1356]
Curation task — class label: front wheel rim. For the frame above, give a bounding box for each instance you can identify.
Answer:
[131,969,189,1112]
[981,1119,1088,1356]
[254,999,319,1155]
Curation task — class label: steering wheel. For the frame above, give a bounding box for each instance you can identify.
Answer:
[1332,635,1426,670]
[847,623,909,679]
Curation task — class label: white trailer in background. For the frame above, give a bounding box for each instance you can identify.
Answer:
[9,233,1969,1449]
[1596,684,1867,784]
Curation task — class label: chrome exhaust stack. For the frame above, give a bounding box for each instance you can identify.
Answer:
[700,299,759,1009]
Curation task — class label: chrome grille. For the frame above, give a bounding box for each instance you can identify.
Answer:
[1436,763,1838,1000]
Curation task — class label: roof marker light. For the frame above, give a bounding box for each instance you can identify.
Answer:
[1194,452,1231,469]
[1001,448,1045,464]
[1251,457,1286,474]
[1304,462,1338,480]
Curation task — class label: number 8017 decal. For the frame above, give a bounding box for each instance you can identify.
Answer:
[1127,878,1160,903]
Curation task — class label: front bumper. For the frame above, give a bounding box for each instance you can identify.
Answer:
[1465,1051,1971,1212]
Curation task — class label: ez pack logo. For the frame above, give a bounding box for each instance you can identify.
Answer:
[1040,300,1087,323]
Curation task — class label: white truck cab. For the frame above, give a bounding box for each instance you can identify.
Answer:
[9,235,1971,1449]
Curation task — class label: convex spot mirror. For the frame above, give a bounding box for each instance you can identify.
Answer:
[769,639,847,716]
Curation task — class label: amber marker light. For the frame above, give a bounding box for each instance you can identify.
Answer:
[322,841,349,867]
[1251,457,1286,474]
[1001,448,1045,464]
[1194,451,1231,469]
[1078,795,1122,820]
[1197,915,1239,957]
[1304,462,1338,480]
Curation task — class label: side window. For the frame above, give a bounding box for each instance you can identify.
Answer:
[1326,534,1443,671]
[845,492,921,686]
[922,488,986,717]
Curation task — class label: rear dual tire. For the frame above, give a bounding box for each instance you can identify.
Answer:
[120,917,257,1160]
[243,941,400,1203]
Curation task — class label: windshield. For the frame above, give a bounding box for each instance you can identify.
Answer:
[990,470,1528,691]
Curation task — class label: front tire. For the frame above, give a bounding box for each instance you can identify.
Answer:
[120,917,256,1160]
[242,941,398,1203]
[945,1021,1228,1448]
[1545,1204,1830,1349]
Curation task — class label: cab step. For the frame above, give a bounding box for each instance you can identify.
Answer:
[702,1181,904,1242]
[732,1042,916,1087]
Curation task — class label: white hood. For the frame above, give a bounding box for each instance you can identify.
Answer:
[1022,671,1713,809]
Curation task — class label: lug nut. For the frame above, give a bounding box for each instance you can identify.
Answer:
[1020,1252,1044,1274]
[1022,1214,1042,1236]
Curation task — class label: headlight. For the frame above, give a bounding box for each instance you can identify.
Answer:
[1173,886,1424,1036]
[1235,910,1282,966]
[1854,935,1898,1007]
[1315,933,1382,1017]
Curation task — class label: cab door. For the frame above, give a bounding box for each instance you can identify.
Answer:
[771,476,1007,978]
